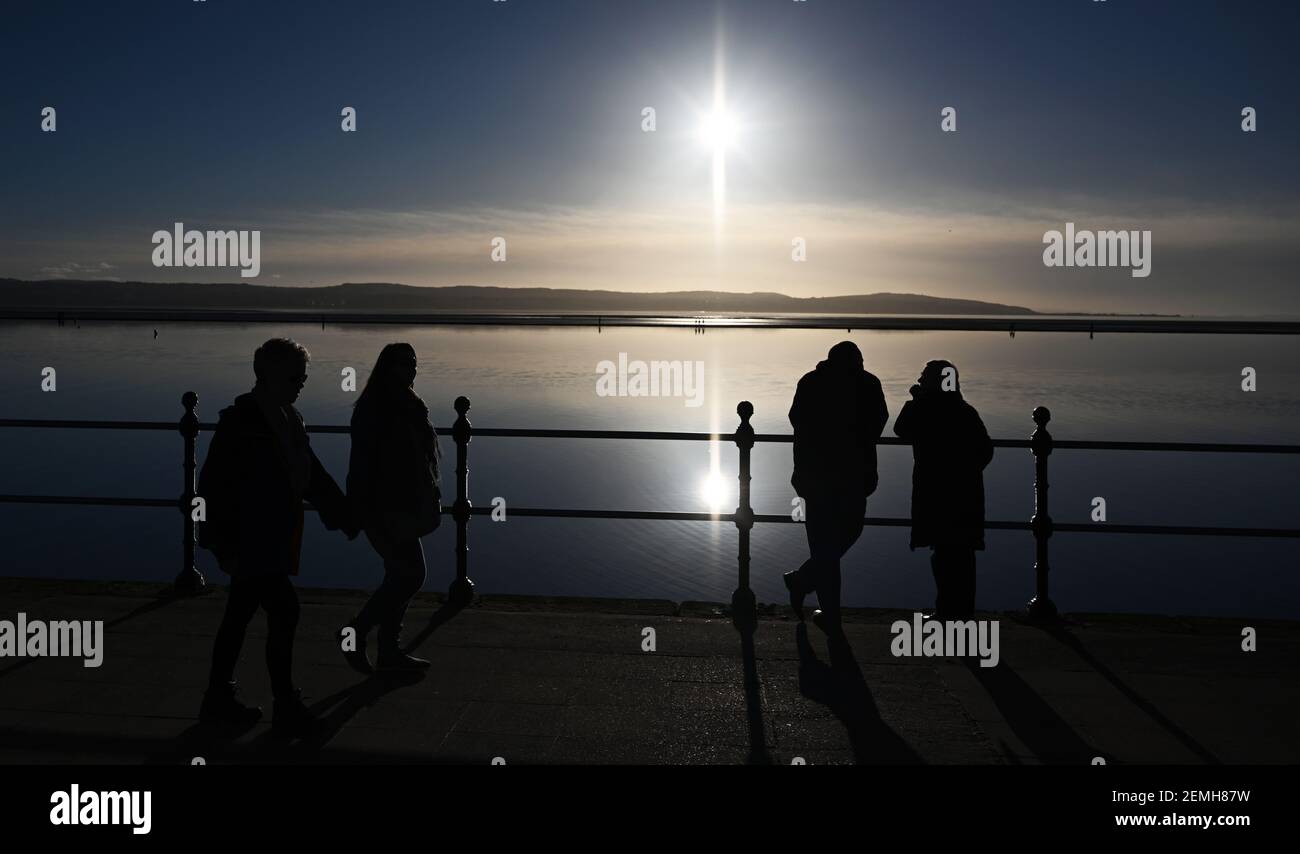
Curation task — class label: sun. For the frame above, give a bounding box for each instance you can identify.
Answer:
[700,472,730,511]
[697,109,738,151]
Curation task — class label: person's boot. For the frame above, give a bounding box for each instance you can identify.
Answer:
[271,689,323,741]
[811,609,845,638]
[335,623,372,674]
[376,626,431,672]
[199,680,262,727]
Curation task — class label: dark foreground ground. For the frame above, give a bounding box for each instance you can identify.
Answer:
[0,578,1296,765]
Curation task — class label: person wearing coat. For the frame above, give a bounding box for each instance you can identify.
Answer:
[196,338,358,738]
[785,340,889,635]
[892,360,994,620]
[339,342,442,673]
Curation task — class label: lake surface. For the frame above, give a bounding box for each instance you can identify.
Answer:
[2,320,1298,617]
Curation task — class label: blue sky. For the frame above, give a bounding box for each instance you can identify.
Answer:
[2,0,1297,314]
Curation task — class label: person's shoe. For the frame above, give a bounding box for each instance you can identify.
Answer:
[376,648,432,672]
[783,571,809,621]
[199,681,262,727]
[271,689,323,741]
[922,612,972,623]
[336,624,372,674]
[811,609,845,637]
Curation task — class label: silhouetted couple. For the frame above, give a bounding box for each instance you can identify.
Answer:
[196,339,441,738]
[786,341,993,636]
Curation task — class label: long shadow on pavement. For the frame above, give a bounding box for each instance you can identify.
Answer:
[735,618,775,765]
[166,597,468,763]
[1038,622,1221,765]
[796,624,924,765]
[961,655,1101,764]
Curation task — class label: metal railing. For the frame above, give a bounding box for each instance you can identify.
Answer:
[2,394,1299,625]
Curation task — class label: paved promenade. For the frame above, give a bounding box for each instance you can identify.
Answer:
[0,578,1295,764]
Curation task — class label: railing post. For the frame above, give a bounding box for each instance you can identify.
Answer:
[448,395,475,605]
[174,391,206,594]
[1026,405,1057,621]
[731,401,757,630]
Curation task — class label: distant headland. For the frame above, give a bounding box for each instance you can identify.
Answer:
[0,279,1038,316]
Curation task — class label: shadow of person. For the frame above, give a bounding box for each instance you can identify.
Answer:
[166,716,262,764]
[215,670,427,762]
[1036,623,1221,765]
[399,596,466,654]
[796,624,924,765]
[290,595,475,755]
[293,670,427,754]
[176,597,465,762]
[960,655,1102,764]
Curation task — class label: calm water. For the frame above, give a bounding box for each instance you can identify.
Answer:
[2,320,1298,617]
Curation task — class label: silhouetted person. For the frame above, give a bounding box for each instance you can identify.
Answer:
[893,360,993,620]
[339,343,442,673]
[197,338,358,738]
[785,341,888,635]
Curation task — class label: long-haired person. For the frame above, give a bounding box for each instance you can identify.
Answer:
[197,338,358,739]
[339,342,442,672]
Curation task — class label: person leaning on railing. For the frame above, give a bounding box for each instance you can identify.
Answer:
[784,340,889,636]
[195,337,359,739]
[893,360,994,621]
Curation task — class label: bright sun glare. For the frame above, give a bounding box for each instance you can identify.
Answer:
[700,472,730,511]
[698,109,737,151]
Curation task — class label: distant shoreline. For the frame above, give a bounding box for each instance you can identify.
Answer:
[2,306,1297,335]
[2,278,1296,333]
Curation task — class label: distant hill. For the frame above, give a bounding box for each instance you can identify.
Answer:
[0,279,1038,316]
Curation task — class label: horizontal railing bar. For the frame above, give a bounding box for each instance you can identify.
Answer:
[0,419,178,431]
[455,427,728,442]
[0,495,177,508]
[2,418,1297,454]
[1051,440,1300,454]
[1051,522,1300,537]
[3,494,1298,537]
